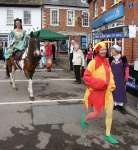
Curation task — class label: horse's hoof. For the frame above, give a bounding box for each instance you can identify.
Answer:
[13,87,18,91]
[30,96,35,101]
[10,82,12,85]
[15,87,18,91]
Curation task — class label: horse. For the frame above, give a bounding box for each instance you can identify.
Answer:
[6,31,41,100]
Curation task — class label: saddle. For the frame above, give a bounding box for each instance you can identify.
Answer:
[13,51,24,61]
[13,51,24,70]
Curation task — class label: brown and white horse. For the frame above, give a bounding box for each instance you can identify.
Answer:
[6,32,41,100]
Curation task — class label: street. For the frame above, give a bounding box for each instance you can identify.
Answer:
[0,62,137,150]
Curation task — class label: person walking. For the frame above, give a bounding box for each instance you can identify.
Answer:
[52,43,56,61]
[81,41,118,144]
[72,43,85,84]
[87,43,93,65]
[45,42,53,72]
[109,45,129,114]
[69,40,75,71]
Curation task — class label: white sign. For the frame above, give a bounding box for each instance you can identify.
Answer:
[129,25,136,38]
[134,60,138,71]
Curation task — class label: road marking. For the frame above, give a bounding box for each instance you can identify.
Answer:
[0,78,75,83]
[0,68,64,72]
[0,98,83,106]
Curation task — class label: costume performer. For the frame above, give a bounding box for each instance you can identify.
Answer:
[81,41,119,144]
[109,45,129,114]
[5,18,28,60]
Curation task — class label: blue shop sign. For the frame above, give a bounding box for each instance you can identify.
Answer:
[92,4,124,29]
[94,32,124,39]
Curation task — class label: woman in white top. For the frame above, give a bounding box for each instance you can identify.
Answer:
[72,44,85,84]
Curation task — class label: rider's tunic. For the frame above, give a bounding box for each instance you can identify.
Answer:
[4,30,28,59]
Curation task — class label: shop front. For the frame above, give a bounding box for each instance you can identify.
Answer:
[91,3,125,53]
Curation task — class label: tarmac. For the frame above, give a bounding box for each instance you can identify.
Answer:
[0,59,138,119]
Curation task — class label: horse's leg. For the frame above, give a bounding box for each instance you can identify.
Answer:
[24,68,34,100]
[28,78,34,100]
[9,65,16,89]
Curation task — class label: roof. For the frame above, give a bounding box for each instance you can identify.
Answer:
[0,0,42,6]
[43,0,88,8]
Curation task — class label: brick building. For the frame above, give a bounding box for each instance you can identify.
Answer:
[88,0,138,63]
[42,0,91,51]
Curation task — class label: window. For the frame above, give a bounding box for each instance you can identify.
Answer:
[50,9,59,26]
[94,0,98,17]
[7,9,14,25]
[23,10,31,25]
[102,0,106,12]
[82,11,89,27]
[67,10,75,26]
[81,36,88,50]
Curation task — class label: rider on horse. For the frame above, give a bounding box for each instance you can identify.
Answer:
[4,18,29,70]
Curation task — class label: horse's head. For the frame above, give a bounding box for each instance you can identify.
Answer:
[29,31,41,58]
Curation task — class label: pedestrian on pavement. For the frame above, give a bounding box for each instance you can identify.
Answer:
[52,43,56,62]
[69,40,75,71]
[81,41,119,144]
[72,43,85,84]
[45,42,53,72]
[40,43,46,68]
[87,43,93,65]
[109,44,129,114]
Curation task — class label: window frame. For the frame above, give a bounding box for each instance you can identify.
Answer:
[66,10,75,27]
[23,10,31,25]
[102,0,106,12]
[7,9,14,25]
[50,8,59,26]
[93,0,98,17]
[82,11,89,27]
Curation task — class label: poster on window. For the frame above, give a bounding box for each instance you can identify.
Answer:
[129,25,136,38]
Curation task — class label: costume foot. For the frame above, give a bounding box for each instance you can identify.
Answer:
[81,112,87,129]
[104,135,119,144]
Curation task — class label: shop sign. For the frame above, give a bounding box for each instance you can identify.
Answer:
[93,32,124,39]
[92,4,124,29]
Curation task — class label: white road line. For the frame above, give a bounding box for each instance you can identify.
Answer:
[0,68,64,72]
[0,78,75,83]
[0,98,83,106]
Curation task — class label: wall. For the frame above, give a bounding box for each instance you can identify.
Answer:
[0,6,41,34]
